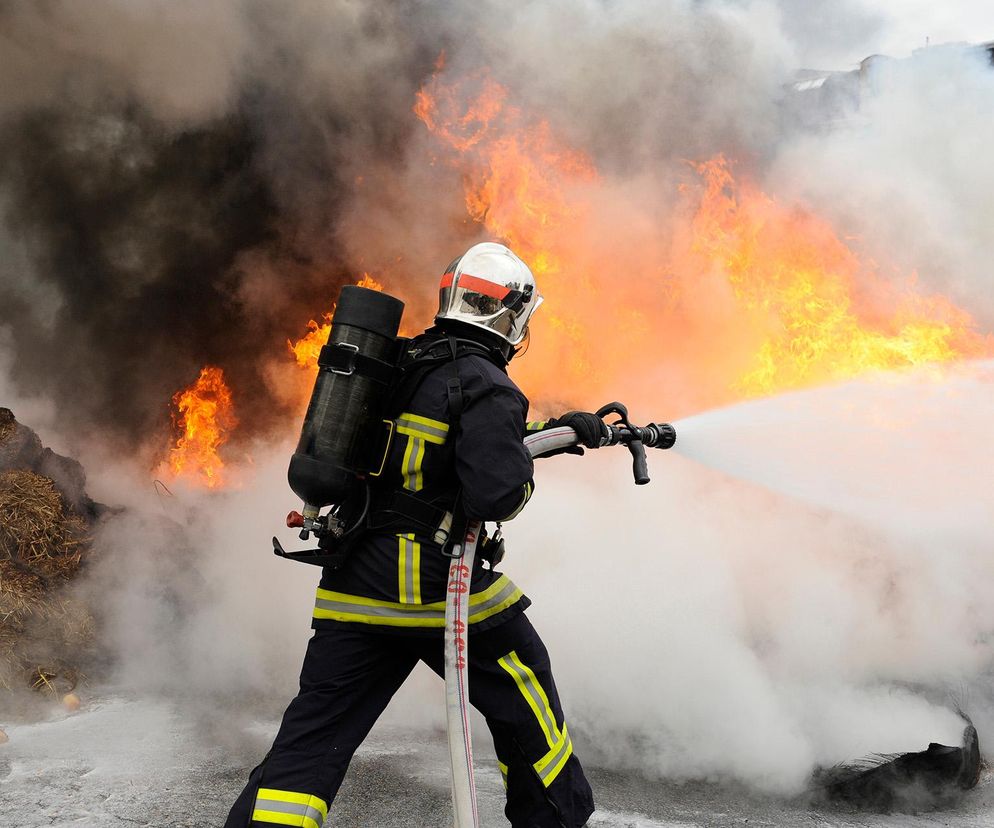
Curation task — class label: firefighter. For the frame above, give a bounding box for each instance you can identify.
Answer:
[226,242,604,827]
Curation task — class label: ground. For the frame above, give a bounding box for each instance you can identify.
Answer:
[0,695,991,827]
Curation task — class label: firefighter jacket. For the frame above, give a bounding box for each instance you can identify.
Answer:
[311,345,539,634]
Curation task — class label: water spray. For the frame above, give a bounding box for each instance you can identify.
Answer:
[444,403,676,828]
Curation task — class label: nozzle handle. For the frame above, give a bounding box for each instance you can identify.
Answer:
[629,440,649,485]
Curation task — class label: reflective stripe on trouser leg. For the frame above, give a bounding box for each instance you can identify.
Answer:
[252,788,328,828]
[413,612,595,826]
[498,650,573,787]
[224,627,421,828]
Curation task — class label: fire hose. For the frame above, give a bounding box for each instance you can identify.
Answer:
[444,403,676,827]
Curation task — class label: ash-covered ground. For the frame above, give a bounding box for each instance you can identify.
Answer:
[0,694,991,828]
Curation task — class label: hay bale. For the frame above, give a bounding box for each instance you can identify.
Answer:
[0,410,99,518]
[0,559,94,692]
[0,463,96,694]
[0,416,44,473]
[0,408,14,444]
[0,559,47,618]
[37,449,90,513]
[0,470,87,581]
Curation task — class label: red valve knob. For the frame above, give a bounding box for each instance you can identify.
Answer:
[286,510,305,528]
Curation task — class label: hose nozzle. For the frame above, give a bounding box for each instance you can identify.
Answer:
[648,423,676,450]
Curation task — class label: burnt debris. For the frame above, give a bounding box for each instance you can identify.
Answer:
[813,717,982,813]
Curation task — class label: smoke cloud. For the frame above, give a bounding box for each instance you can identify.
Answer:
[1,0,993,803]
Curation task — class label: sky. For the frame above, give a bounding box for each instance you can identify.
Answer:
[787,0,993,69]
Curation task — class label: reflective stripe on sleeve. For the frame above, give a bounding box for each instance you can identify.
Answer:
[396,413,449,444]
[500,481,533,521]
[252,788,328,828]
[314,575,523,627]
[498,760,508,790]
[526,421,548,432]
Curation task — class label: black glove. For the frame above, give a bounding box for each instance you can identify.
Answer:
[548,411,607,449]
[539,443,585,458]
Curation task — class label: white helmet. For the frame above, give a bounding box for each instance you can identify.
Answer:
[435,242,543,346]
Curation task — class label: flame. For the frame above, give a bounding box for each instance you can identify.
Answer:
[414,71,595,273]
[415,69,608,399]
[161,72,994,486]
[167,366,237,489]
[289,313,332,369]
[414,70,993,408]
[288,274,385,370]
[688,156,992,394]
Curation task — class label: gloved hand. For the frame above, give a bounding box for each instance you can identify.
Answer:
[547,411,608,449]
[539,443,585,458]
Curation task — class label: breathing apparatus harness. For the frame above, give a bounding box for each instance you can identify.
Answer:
[274,313,512,569]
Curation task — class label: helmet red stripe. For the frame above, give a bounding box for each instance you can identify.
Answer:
[452,273,511,300]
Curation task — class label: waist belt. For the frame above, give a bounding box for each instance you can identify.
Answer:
[367,490,503,566]
[368,490,453,539]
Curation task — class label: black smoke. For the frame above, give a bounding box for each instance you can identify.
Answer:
[0,1,448,454]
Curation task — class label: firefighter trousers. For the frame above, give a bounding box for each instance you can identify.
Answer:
[224,611,594,827]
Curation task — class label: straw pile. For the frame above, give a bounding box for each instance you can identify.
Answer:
[0,408,14,444]
[0,468,95,692]
[0,470,88,578]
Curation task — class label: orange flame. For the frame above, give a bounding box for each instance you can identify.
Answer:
[688,156,992,394]
[415,71,595,274]
[288,274,385,370]
[168,366,237,489]
[415,70,993,409]
[415,69,611,401]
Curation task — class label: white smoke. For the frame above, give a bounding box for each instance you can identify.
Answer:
[770,43,994,328]
[510,360,994,792]
[2,0,994,806]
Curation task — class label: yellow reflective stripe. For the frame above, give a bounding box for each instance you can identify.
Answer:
[253,788,327,828]
[396,412,448,444]
[500,481,533,521]
[396,412,446,490]
[400,435,428,492]
[526,420,548,432]
[534,726,573,787]
[413,438,426,490]
[314,575,523,627]
[401,412,449,431]
[398,533,421,604]
[398,534,408,603]
[401,436,413,486]
[498,760,509,790]
[412,536,422,603]
[400,435,418,491]
[252,811,321,828]
[498,650,561,749]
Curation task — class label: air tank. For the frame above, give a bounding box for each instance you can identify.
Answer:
[288,286,404,513]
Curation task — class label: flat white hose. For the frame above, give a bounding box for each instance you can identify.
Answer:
[445,521,481,828]
[445,426,579,827]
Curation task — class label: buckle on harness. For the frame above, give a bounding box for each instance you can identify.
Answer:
[365,419,395,478]
[479,524,505,568]
[328,342,359,375]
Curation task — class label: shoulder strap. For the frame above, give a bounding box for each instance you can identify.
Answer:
[388,333,497,421]
[445,335,465,427]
